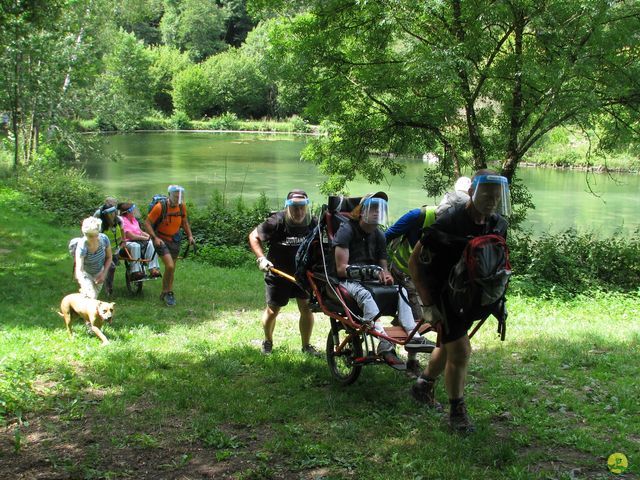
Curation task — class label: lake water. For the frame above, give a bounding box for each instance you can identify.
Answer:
[86,132,640,236]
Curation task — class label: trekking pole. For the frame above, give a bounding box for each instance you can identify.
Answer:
[269,267,297,285]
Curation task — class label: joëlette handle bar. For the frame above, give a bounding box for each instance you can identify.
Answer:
[269,267,297,284]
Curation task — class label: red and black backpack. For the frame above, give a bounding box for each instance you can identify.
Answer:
[447,234,511,322]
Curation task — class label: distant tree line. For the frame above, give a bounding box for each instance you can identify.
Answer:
[1,0,638,203]
[0,0,306,169]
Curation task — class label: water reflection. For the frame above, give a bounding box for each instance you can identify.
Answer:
[86,132,640,236]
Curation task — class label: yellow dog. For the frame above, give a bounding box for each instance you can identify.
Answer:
[58,293,115,345]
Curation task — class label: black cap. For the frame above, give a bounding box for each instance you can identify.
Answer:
[286,189,308,200]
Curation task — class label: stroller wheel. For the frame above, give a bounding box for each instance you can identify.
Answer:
[125,266,143,296]
[326,326,363,385]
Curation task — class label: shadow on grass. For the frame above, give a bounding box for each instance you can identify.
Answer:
[2,330,639,479]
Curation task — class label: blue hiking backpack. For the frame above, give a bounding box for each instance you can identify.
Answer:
[148,194,185,229]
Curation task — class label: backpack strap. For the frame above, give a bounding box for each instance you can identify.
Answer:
[421,205,437,229]
[152,199,169,230]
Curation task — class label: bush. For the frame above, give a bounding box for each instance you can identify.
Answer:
[508,229,640,296]
[172,64,213,119]
[170,111,192,130]
[208,112,239,130]
[92,29,154,131]
[10,158,103,226]
[290,116,311,133]
[202,49,270,117]
[189,191,271,248]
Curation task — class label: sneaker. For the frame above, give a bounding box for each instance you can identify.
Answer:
[301,344,322,357]
[411,377,444,412]
[406,358,422,378]
[261,340,273,355]
[163,291,176,306]
[405,336,436,353]
[149,268,161,278]
[449,399,476,434]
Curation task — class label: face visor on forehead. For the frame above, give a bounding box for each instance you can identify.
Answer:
[124,203,141,218]
[284,196,311,226]
[471,175,512,216]
[361,197,388,226]
[168,185,184,205]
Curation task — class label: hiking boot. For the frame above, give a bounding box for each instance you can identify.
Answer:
[131,271,145,281]
[301,344,322,357]
[381,350,406,371]
[162,291,176,306]
[411,377,443,412]
[261,340,273,355]
[406,358,422,378]
[449,398,476,434]
[404,336,436,353]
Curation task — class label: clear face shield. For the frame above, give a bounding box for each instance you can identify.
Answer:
[168,185,185,206]
[101,205,117,226]
[284,197,311,226]
[123,204,141,219]
[471,175,512,216]
[361,197,389,226]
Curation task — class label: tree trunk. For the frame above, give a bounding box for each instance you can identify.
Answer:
[49,3,91,135]
[12,48,20,171]
[452,0,486,170]
[503,11,525,182]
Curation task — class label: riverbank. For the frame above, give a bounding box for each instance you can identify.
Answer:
[70,114,640,174]
[75,114,320,136]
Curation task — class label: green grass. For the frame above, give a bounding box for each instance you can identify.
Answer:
[1,185,638,479]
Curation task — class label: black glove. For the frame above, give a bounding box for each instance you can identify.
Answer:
[345,264,382,281]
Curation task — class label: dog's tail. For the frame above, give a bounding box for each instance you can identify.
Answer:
[57,311,64,317]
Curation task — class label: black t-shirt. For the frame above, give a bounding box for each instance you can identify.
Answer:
[257,211,317,275]
[332,219,387,267]
[420,204,508,285]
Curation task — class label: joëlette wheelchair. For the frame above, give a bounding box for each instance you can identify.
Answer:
[115,241,162,295]
[118,239,196,295]
[283,195,438,385]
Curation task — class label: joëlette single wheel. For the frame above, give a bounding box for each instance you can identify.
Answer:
[326,323,363,385]
[125,263,143,296]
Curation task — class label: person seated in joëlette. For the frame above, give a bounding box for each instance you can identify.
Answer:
[118,202,161,281]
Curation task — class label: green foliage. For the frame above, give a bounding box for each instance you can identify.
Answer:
[289,116,310,133]
[509,230,640,297]
[170,111,192,130]
[0,0,107,166]
[189,191,271,248]
[92,29,154,131]
[172,64,212,119]
[160,0,229,62]
[202,48,270,118]
[252,0,640,192]
[148,45,193,114]
[207,112,240,130]
[8,158,102,226]
[524,127,640,172]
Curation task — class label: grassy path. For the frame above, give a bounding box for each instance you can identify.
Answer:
[0,186,638,479]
